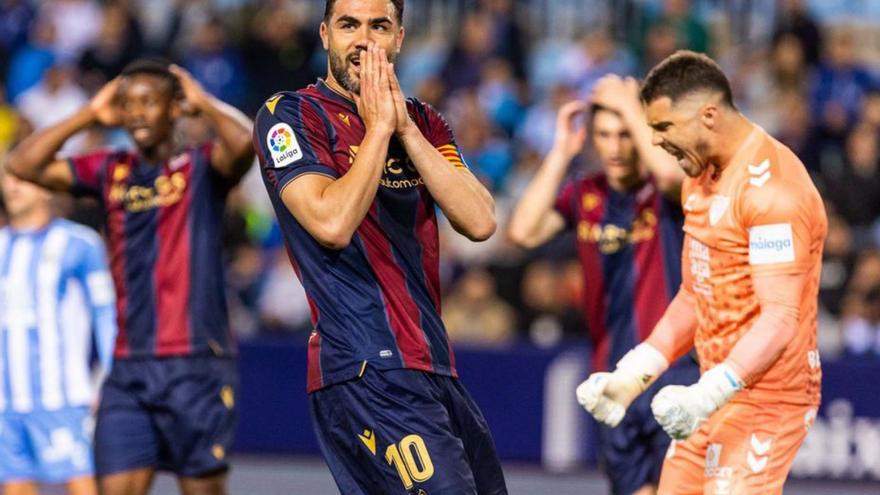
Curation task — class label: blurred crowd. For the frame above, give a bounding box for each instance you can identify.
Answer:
[0,0,879,360]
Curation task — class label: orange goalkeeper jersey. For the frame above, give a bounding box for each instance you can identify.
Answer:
[680,125,827,406]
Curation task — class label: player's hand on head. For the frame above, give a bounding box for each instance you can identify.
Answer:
[88,77,123,127]
[552,100,588,159]
[354,43,396,136]
[169,64,209,114]
[591,74,641,116]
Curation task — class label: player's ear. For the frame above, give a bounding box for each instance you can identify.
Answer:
[396,26,405,51]
[320,21,329,50]
[700,104,718,129]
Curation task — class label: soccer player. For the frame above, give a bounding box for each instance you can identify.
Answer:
[0,170,115,495]
[508,75,698,495]
[578,50,827,495]
[253,1,506,494]
[6,60,254,495]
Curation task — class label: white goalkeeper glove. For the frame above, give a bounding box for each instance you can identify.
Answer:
[651,363,744,440]
[576,343,669,427]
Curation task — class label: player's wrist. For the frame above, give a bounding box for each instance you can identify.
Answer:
[695,362,744,410]
[615,343,670,393]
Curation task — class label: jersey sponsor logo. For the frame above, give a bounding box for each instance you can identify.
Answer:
[348,145,426,189]
[748,223,795,265]
[709,195,730,226]
[576,209,657,254]
[748,159,771,188]
[109,172,187,212]
[267,123,303,168]
[688,237,712,296]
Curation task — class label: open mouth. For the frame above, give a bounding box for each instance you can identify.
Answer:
[349,55,361,75]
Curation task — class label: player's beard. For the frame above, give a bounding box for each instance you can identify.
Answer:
[329,47,399,95]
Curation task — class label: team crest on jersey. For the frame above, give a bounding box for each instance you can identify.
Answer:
[112,164,129,182]
[267,123,302,168]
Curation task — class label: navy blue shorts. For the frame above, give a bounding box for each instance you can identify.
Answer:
[310,367,508,495]
[94,356,238,477]
[599,357,700,495]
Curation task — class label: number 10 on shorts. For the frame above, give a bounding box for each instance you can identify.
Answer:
[385,434,435,489]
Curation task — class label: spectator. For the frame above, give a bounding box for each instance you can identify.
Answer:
[78,0,144,93]
[14,64,88,152]
[810,27,877,133]
[41,0,102,63]
[824,123,880,244]
[182,15,247,107]
[443,268,516,347]
[772,0,823,68]
[741,33,810,135]
[5,16,55,101]
[0,0,37,75]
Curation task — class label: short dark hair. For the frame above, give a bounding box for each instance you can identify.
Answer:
[324,0,404,25]
[640,50,735,109]
[120,58,180,97]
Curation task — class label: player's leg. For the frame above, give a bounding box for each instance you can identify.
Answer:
[177,472,228,495]
[93,363,162,495]
[64,475,97,495]
[151,357,237,491]
[700,401,814,495]
[309,367,483,495]
[97,468,155,495]
[2,482,38,495]
[444,377,507,495]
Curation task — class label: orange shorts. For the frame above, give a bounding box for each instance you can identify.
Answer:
[657,399,817,495]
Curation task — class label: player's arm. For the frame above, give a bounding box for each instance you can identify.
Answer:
[576,288,697,427]
[6,78,122,192]
[387,66,495,242]
[277,43,396,250]
[591,75,685,197]
[169,65,254,183]
[508,100,588,248]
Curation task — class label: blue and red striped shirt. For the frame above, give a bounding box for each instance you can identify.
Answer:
[555,173,684,371]
[255,80,466,392]
[68,142,235,359]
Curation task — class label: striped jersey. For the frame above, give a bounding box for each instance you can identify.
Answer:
[0,219,116,413]
[254,80,468,392]
[68,142,235,359]
[555,174,685,370]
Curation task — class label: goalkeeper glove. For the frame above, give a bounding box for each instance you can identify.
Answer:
[651,363,744,440]
[576,343,669,427]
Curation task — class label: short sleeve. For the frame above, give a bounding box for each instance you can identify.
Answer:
[410,99,468,170]
[738,178,818,276]
[254,92,339,196]
[68,150,113,197]
[554,181,577,227]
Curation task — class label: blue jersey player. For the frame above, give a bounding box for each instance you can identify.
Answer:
[0,171,115,495]
[509,75,699,495]
[254,1,506,493]
[7,60,254,495]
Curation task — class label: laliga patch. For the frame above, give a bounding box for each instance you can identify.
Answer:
[748,223,795,265]
[267,123,302,168]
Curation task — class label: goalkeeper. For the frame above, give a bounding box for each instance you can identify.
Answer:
[578,51,827,495]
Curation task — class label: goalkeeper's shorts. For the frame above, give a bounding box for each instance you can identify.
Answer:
[657,399,816,495]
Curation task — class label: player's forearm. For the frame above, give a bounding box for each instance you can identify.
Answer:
[199,95,255,171]
[619,105,684,194]
[399,129,496,241]
[6,107,94,186]
[312,129,392,245]
[508,148,571,248]
[646,289,699,363]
